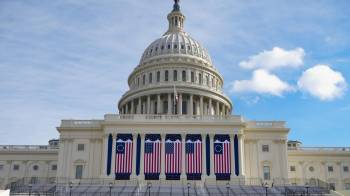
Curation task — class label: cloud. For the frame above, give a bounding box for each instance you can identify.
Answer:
[297,65,347,101]
[239,47,305,70]
[231,69,294,96]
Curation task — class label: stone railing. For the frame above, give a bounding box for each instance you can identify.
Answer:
[60,120,103,128]
[288,147,350,152]
[104,114,243,122]
[245,121,286,129]
[0,145,59,151]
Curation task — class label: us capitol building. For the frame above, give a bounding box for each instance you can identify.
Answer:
[1,0,350,194]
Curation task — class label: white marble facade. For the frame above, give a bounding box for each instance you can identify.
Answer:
[1,0,350,191]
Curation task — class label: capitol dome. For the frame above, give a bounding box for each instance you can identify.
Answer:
[139,32,212,66]
[118,0,232,116]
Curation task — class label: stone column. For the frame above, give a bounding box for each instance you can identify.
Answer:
[200,96,204,116]
[189,94,193,115]
[216,102,220,116]
[160,134,165,179]
[157,94,161,114]
[209,133,215,178]
[238,134,245,176]
[181,133,186,179]
[178,93,182,115]
[147,96,151,114]
[110,134,116,179]
[201,134,206,180]
[125,104,129,114]
[209,98,212,115]
[101,134,109,178]
[131,100,134,114]
[230,134,235,180]
[121,107,124,115]
[168,93,172,115]
[139,134,145,180]
[131,133,137,179]
[137,98,141,114]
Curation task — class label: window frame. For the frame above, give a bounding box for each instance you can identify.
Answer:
[75,165,83,179]
[263,166,271,180]
[173,70,178,81]
[13,164,20,171]
[290,166,296,172]
[262,145,269,152]
[343,166,349,172]
[77,144,85,151]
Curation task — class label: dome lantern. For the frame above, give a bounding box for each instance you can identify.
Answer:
[165,0,185,35]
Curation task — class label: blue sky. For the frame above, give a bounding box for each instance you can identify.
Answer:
[0,0,349,146]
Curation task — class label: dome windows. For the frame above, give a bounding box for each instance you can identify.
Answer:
[157,71,161,82]
[173,70,178,81]
[165,70,169,82]
[182,70,186,82]
[149,73,153,84]
[174,44,178,49]
[168,44,171,49]
[161,45,164,50]
[181,45,184,50]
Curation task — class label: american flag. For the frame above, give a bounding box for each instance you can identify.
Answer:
[185,139,202,174]
[144,139,161,174]
[115,139,133,174]
[214,140,231,174]
[165,139,182,174]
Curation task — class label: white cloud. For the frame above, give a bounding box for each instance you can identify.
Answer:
[231,69,294,96]
[297,65,347,101]
[239,47,305,70]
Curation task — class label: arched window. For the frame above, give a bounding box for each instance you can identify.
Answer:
[206,75,209,86]
[198,73,202,84]
[182,70,186,82]
[142,75,146,85]
[191,71,194,83]
[173,70,177,81]
[149,73,152,83]
[165,70,169,82]
[137,77,140,86]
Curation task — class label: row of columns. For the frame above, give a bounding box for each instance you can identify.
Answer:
[102,132,244,181]
[120,93,231,116]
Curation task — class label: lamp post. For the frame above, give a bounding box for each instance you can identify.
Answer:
[187,183,191,196]
[109,182,113,196]
[147,182,152,196]
[28,184,32,196]
[305,183,310,196]
[69,182,73,196]
[226,182,230,196]
[264,182,269,196]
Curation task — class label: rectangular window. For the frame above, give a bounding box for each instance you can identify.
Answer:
[51,165,57,171]
[157,71,160,82]
[137,77,140,86]
[165,70,169,82]
[345,183,350,190]
[173,70,177,81]
[344,166,349,172]
[262,145,269,152]
[290,166,296,172]
[0,165,3,170]
[75,165,83,179]
[198,73,202,84]
[263,166,270,180]
[191,71,194,83]
[163,101,168,114]
[182,101,187,114]
[77,144,85,151]
[142,74,146,85]
[13,165,19,171]
[149,73,152,83]
[328,166,334,172]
